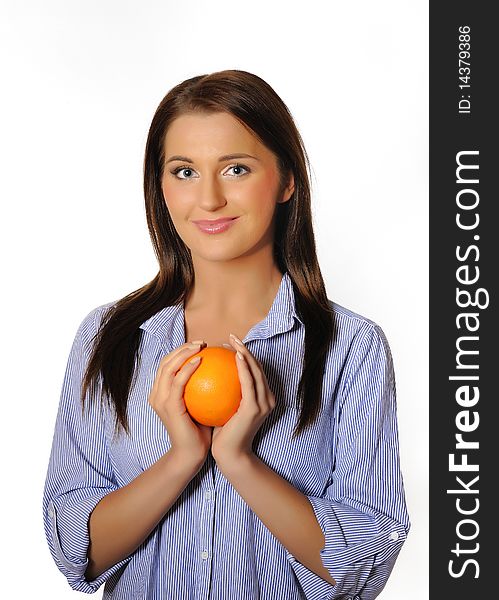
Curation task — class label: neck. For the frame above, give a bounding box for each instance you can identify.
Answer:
[185,258,284,319]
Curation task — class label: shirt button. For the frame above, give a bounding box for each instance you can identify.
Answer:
[201,550,209,560]
[204,490,212,501]
[48,509,54,518]
[389,531,399,542]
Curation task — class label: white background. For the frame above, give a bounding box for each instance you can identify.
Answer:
[1,1,428,598]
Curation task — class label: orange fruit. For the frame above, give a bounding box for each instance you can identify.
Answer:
[179,346,242,426]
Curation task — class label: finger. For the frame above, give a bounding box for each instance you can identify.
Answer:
[154,355,202,412]
[160,343,204,377]
[230,337,268,409]
[234,350,258,409]
[159,341,205,371]
[169,355,202,397]
[242,355,268,411]
[152,346,201,403]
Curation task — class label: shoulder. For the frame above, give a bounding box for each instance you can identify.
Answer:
[74,300,118,348]
[327,299,387,342]
[324,301,395,411]
[325,299,393,371]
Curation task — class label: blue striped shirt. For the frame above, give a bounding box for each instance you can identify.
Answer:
[42,271,410,599]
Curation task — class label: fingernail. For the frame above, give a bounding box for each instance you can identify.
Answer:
[189,356,201,364]
[222,343,232,349]
[191,339,204,344]
[229,333,244,346]
[236,351,244,360]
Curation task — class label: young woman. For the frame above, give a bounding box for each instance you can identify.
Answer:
[43,69,410,599]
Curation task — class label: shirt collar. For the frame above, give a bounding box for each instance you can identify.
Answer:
[139,271,303,350]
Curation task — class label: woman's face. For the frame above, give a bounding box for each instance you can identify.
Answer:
[160,111,294,264]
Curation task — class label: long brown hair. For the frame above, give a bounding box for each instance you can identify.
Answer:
[81,69,335,439]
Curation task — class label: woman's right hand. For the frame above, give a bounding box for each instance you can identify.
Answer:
[148,341,212,468]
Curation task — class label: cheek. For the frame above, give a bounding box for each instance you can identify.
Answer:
[161,182,184,217]
[249,172,280,208]
[160,181,169,205]
[161,180,174,203]
[162,179,198,209]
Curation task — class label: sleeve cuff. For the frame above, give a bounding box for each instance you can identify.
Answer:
[284,496,408,599]
[46,493,132,593]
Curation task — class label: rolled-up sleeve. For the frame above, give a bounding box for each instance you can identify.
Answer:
[285,323,410,600]
[42,306,132,593]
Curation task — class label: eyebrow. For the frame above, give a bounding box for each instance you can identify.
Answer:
[165,153,260,164]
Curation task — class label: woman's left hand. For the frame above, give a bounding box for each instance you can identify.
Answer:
[211,334,276,469]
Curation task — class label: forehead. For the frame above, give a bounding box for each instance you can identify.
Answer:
[163,111,269,157]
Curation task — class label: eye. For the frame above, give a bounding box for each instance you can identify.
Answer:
[224,163,250,177]
[170,166,199,180]
[169,163,251,180]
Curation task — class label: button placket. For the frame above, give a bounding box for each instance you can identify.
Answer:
[196,463,216,600]
[199,486,215,557]
[199,486,215,563]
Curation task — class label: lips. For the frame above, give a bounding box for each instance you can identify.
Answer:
[193,217,239,234]
[192,218,237,226]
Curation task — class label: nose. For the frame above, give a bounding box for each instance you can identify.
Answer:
[196,173,227,211]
